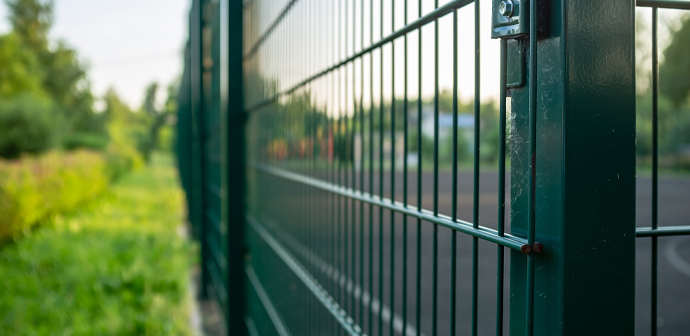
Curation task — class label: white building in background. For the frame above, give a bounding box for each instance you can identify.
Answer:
[353,107,477,170]
[420,107,475,141]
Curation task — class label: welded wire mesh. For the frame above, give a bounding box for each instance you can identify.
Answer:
[635,1,690,335]
[242,1,538,335]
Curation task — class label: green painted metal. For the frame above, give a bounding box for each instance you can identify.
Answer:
[651,8,659,335]
[450,7,458,336]
[496,37,507,336]
[507,0,636,334]
[637,0,690,9]
[637,226,690,237]
[633,3,690,334]
[223,0,247,333]
[176,0,690,335]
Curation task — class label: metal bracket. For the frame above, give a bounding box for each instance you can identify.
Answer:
[491,0,549,39]
[491,0,549,88]
[491,0,525,39]
[506,39,525,88]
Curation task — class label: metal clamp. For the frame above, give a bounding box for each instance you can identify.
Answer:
[491,0,549,88]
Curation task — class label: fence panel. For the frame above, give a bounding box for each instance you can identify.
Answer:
[176,0,690,335]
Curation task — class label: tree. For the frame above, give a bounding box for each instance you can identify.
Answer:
[0,94,58,158]
[139,82,178,162]
[0,32,45,98]
[5,0,52,52]
[5,0,96,134]
[660,14,690,107]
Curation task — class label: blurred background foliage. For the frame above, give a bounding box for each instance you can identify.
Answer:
[0,0,180,239]
[0,0,177,161]
[0,1,191,332]
[637,12,690,172]
[254,12,690,173]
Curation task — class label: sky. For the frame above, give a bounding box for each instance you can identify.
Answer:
[248,0,684,116]
[0,1,682,111]
[0,0,189,109]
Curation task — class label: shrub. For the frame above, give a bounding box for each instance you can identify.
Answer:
[0,94,61,159]
[0,150,109,240]
[0,155,193,334]
[105,121,144,179]
[104,143,143,181]
[62,132,110,151]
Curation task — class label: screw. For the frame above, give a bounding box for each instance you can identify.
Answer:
[498,0,514,17]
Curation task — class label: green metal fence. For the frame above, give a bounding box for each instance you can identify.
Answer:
[176,0,690,335]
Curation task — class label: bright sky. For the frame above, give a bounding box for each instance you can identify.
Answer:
[251,1,684,115]
[0,1,682,111]
[0,0,189,109]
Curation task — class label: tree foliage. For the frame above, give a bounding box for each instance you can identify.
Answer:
[0,33,45,98]
[0,94,59,158]
[2,0,95,136]
[138,82,178,162]
[660,14,690,107]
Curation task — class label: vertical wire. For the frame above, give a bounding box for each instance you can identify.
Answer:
[331,1,338,332]
[333,0,346,328]
[300,4,306,330]
[389,0,396,334]
[472,0,481,334]
[433,0,440,334]
[526,0,538,334]
[303,4,309,330]
[368,0,375,332]
[496,38,507,336]
[451,7,458,336]
[351,0,358,320]
[402,0,409,335]
[651,6,659,336]
[415,0,423,334]
[343,0,351,321]
[378,1,385,334]
[329,0,335,316]
[359,0,366,328]
[310,1,317,329]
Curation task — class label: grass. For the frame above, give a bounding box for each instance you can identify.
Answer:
[0,153,194,336]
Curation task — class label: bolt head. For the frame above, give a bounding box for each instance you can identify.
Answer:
[499,0,514,17]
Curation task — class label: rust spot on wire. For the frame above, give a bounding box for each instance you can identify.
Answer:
[521,244,532,254]
[532,242,544,253]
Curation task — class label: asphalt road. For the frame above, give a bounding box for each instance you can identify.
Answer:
[252,170,690,336]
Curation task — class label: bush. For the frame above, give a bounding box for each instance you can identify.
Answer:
[157,125,174,152]
[104,121,144,179]
[0,155,193,334]
[104,143,143,181]
[0,94,61,159]
[62,132,110,151]
[0,150,110,240]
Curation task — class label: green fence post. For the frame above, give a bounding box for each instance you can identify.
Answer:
[509,0,636,334]
[190,0,209,299]
[221,0,247,334]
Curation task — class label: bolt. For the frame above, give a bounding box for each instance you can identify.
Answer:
[498,0,514,17]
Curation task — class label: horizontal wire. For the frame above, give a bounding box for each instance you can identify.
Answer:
[244,0,300,60]
[245,0,475,113]
[636,226,690,237]
[247,214,366,336]
[251,162,531,251]
[636,0,690,9]
[245,265,292,336]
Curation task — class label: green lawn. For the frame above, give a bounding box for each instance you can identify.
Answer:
[0,154,194,335]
